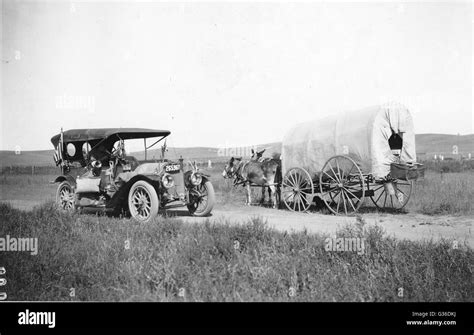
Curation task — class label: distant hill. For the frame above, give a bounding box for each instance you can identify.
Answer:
[1,134,472,167]
[0,150,55,167]
[415,134,474,157]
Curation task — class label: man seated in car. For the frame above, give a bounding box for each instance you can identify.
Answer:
[80,143,110,178]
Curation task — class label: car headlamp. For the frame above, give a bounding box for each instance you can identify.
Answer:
[190,172,202,186]
[162,173,175,188]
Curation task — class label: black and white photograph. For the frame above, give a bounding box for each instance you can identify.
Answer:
[0,0,472,331]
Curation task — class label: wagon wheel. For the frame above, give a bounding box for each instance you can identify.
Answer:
[370,179,413,210]
[319,155,365,215]
[282,167,314,212]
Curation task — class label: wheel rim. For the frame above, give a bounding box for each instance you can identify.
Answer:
[58,184,74,210]
[130,186,152,220]
[189,183,209,213]
[282,168,314,212]
[319,156,365,215]
[370,179,413,210]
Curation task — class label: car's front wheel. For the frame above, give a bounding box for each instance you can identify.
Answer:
[187,180,215,217]
[56,180,76,212]
[128,180,160,223]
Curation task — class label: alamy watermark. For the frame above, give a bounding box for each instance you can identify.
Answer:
[55,94,95,113]
[217,142,258,158]
[0,235,38,255]
[325,236,366,255]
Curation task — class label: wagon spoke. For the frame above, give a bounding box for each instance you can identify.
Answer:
[283,192,293,202]
[341,191,348,215]
[372,185,385,192]
[331,189,341,200]
[301,194,309,206]
[396,188,407,196]
[290,172,297,186]
[335,159,343,181]
[343,185,362,193]
[342,186,361,204]
[346,164,354,180]
[320,187,338,196]
[294,172,303,187]
[288,172,298,187]
[328,162,339,183]
[297,172,304,187]
[292,194,298,211]
[336,191,341,213]
[323,171,338,184]
[374,188,385,204]
[345,192,357,212]
[383,193,387,207]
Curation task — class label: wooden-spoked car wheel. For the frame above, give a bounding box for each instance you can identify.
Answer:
[282,167,314,212]
[319,155,365,215]
[128,180,160,223]
[56,180,75,211]
[370,179,413,210]
[187,181,215,217]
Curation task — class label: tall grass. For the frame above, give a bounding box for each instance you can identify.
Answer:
[406,171,474,215]
[0,203,472,301]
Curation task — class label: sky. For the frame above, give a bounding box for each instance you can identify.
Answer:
[1,0,472,151]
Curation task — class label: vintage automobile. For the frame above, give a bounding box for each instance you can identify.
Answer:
[51,128,215,222]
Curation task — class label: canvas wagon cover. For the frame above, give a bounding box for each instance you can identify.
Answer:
[281,104,417,179]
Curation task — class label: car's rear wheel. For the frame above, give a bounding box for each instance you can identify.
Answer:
[187,181,215,217]
[128,180,159,223]
[56,180,75,212]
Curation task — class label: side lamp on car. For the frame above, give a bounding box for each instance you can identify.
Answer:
[190,172,202,186]
[161,173,175,188]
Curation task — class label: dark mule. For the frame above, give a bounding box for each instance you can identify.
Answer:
[223,153,281,208]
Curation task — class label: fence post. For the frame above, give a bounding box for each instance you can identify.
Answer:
[32,166,35,175]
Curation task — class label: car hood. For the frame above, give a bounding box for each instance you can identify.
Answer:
[133,162,178,175]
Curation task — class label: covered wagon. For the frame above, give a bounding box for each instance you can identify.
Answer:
[281,103,424,214]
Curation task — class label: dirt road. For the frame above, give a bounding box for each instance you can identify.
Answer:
[172,203,474,248]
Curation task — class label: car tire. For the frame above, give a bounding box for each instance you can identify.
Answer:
[56,180,76,212]
[128,180,160,223]
[187,180,215,217]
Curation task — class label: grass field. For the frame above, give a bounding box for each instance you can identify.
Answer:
[1,203,472,302]
[406,171,474,215]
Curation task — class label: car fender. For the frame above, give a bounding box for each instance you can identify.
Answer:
[107,174,161,211]
[52,175,76,186]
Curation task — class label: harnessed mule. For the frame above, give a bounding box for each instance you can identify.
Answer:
[223,156,281,208]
